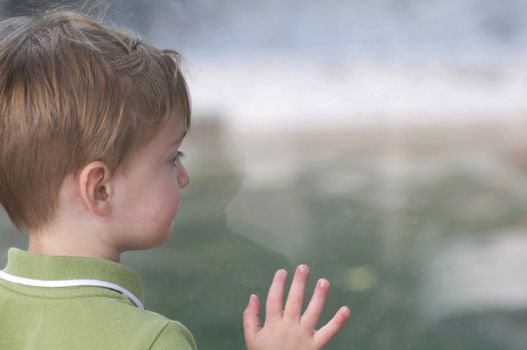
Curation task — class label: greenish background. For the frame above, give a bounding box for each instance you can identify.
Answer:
[3,121,527,350]
[2,1,527,349]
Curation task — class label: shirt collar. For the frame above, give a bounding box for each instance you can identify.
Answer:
[2,248,144,306]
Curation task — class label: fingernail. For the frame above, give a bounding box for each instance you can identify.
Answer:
[276,269,287,278]
[297,264,309,273]
[318,279,329,288]
[250,294,257,303]
[340,306,351,318]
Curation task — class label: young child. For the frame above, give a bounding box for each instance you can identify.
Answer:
[0,9,349,350]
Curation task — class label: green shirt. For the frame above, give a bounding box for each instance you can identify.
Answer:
[0,248,197,350]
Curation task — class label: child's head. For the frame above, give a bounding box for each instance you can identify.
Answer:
[0,10,191,240]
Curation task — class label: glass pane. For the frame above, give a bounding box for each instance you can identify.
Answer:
[1,1,527,349]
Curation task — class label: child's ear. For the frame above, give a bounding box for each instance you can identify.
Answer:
[77,161,113,217]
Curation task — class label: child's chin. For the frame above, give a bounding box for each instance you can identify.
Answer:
[151,227,174,247]
[127,229,173,251]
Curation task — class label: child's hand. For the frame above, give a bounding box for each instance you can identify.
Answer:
[243,265,350,350]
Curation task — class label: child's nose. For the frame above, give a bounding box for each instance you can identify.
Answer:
[178,166,190,189]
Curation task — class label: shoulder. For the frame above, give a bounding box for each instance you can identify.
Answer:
[149,319,197,350]
[81,298,197,349]
[108,303,196,350]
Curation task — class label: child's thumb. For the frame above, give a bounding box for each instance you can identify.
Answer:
[243,294,261,340]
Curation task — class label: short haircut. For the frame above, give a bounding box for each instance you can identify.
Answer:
[0,9,191,231]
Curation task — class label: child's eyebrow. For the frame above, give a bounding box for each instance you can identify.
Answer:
[167,139,181,148]
[167,135,185,148]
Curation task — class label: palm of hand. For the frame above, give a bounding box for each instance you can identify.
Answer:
[243,266,350,350]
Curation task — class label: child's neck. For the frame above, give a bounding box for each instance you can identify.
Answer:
[28,227,121,262]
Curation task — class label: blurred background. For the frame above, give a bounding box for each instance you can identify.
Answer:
[1,0,527,349]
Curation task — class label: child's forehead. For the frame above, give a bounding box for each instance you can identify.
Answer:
[157,117,187,144]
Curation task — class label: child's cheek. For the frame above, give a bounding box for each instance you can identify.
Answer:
[159,185,181,225]
[167,191,181,220]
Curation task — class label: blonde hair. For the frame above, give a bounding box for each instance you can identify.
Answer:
[0,9,191,231]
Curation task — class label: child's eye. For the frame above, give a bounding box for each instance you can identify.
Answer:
[171,151,185,166]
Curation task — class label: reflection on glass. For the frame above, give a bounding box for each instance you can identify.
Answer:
[1,1,527,349]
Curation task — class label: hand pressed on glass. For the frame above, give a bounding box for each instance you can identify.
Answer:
[243,265,350,350]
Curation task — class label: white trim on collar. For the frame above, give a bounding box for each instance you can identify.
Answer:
[0,270,144,309]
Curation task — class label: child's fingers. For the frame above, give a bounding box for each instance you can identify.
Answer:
[283,264,309,321]
[301,278,329,331]
[243,294,261,341]
[265,269,287,322]
[313,306,350,348]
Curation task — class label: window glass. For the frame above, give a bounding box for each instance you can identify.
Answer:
[1,1,527,349]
